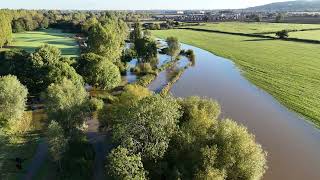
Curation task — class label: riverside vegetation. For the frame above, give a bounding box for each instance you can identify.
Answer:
[0,9,267,179]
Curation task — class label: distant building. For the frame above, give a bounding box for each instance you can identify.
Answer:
[177,11,184,14]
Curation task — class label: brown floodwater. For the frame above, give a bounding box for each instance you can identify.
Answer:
[167,43,320,180]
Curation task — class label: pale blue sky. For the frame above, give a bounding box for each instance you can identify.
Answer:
[0,0,289,10]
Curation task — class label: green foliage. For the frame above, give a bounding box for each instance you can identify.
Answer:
[107,146,147,180]
[28,45,83,93]
[87,19,128,62]
[166,37,181,59]
[275,30,289,39]
[132,62,155,75]
[112,95,181,160]
[81,17,98,33]
[134,37,158,63]
[88,98,104,112]
[0,11,12,48]
[0,75,28,128]
[47,121,68,163]
[99,84,152,129]
[45,78,89,132]
[130,22,143,42]
[134,74,157,87]
[77,53,121,90]
[60,131,95,179]
[147,97,267,180]
[213,119,267,180]
[31,44,61,67]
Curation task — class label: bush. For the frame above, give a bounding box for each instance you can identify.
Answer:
[88,98,104,112]
[276,30,289,39]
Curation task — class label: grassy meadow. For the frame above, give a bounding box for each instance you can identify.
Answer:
[184,22,320,34]
[152,29,320,128]
[9,29,80,57]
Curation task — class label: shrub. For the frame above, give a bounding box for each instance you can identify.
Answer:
[275,30,289,39]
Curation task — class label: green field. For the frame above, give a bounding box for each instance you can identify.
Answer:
[185,22,320,34]
[266,30,320,41]
[153,29,320,128]
[9,29,80,57]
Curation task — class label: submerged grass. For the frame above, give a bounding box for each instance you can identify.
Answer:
[152,29,320,128]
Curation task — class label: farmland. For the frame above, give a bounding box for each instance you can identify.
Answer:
[184,22,320,34]
[153,28,320,128]
[8,29,80,57]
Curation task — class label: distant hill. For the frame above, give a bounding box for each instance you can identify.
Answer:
[246,0,320,12]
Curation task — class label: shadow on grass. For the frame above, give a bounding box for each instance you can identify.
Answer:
[243,38,276,42]
[0,132,42,179]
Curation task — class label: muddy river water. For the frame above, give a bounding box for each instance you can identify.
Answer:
[154,43,320,180]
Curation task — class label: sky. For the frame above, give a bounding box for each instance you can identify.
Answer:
[0,0,290,10]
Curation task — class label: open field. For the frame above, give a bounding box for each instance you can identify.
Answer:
[266,30,320,41]
[153,29,320,128]
[184,22,320,34]
[7,29,80,57]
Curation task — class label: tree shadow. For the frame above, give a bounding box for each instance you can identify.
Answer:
[243,38,276,42]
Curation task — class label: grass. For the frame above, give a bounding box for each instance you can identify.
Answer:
[6,29,80,57]
[184,22,320,34]
[152,29,320,128]
[0,110,47,180]
[267,30,320,41]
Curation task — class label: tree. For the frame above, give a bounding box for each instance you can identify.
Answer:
[275,13,284,23]
[153,97,267,180]
[87,19,128,63]
[30,45,82,93]
[47,121,68,170]
[77,53,121,90]
[0,11,12,48]
[81,17,98,34]
[134,37,158,63]
[107,146,147,180]
[99,84,152,128]
[212,119,267,180]
[45,78,89,132]
[0,49,34,89]
[112,95,181,160]
[130,22,143,42]
[166,37,181,60]
[31,44,61,67]
[0,75,28,127]
[275,30,289,39]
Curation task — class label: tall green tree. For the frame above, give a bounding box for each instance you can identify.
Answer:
[77,53,121,90]
[112,95,181,160]
[47,121,68,170]
[0,75,28,127]
[166,37,181,60]
[87,18,128,63]
[45,78,89,132]
[107,146,147,180]
[0,11,12,48]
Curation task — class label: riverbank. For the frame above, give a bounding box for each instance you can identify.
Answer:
[152,29,320,128]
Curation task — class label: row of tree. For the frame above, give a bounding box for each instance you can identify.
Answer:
[99,85,267,179]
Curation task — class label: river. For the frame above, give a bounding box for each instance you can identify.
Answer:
[144,43,320,180]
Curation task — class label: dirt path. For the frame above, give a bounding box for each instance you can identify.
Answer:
[22,138,48,180]
[87,117,114,180]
